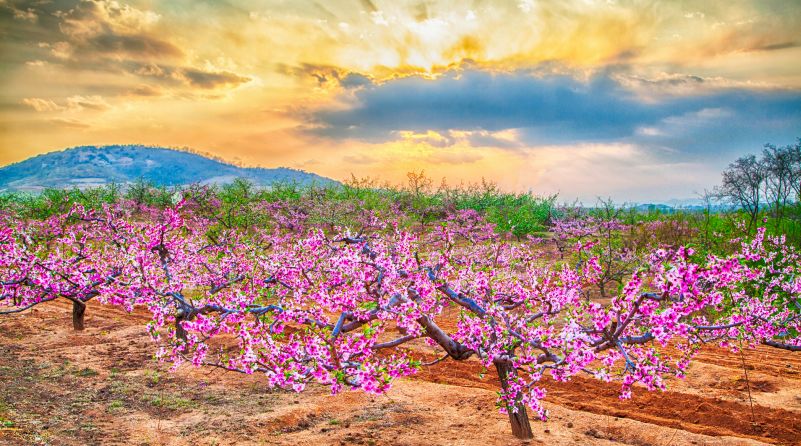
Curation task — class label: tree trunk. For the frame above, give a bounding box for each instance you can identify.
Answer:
[175,310,188,342]
[72,300,86,331]
[495,360,534,440]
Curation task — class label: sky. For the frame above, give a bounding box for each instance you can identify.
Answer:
[1,0,800,202]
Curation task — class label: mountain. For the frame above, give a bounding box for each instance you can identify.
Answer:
[0,145,336,192]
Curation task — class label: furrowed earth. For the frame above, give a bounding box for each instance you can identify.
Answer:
[1,302,800,446]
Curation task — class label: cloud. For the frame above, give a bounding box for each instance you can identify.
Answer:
[390,129,523,149]
[306,68,801,156]
[21,95,110,112]
[21,97,63,112]
[748,41,799,52]
[127,84,162,97]
[57,0,161,37]
[133,63,250,90]
[280,63,350,87]
[48,0,180,60]
[306,69,670,142]
[136,63,165,77]
[462,130,523,149]
[394,130,455,148]
[340,72,373,89]
[278,64,377,91]
[83,32,182,59]
[12,6,35,22]
[178,68,251,89]
[66,95,110,111]
[48,118,90,129]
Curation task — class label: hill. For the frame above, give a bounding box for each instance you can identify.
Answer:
[0,145,336,192]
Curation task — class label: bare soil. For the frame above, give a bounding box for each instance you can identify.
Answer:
[1,302,799,446]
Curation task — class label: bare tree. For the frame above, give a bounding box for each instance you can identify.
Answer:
[786,139,801,202]
[763,143,796,222]
[719,154,766,230]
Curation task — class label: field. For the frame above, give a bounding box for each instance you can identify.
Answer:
[1,302,800,446]
[1,181,800,445]
[3,0,801,442]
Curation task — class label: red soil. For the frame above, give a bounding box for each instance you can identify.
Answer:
[0,301,799,446]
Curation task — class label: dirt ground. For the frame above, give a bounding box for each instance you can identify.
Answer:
[1,302,800,446]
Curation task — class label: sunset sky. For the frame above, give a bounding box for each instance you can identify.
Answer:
[1,0,800,201]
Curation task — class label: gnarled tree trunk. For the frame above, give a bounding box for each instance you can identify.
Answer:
[495,360,533,440]
[175,309,188,342]
[72,300,86,331]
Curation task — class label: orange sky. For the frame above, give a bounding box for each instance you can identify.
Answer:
[1,0,800,201]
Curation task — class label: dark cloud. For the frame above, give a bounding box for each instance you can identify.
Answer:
[131,63,250,90]
[279,63,346,87]
[307,70,675,141]
[84,32,182,58]
[0,0,183,63]
[748,41,799,52]
[340,72,373,89]
[305,69,801,157]
[179,68,250,89]
[278,63,374,89]
[621,73,705,88]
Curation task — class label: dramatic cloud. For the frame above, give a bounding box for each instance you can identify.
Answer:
[50,0,181,60]
[308,69,801,157]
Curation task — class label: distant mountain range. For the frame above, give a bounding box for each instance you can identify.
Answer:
[0,145,336,192]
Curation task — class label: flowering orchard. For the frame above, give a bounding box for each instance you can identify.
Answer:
[1,198,799,440]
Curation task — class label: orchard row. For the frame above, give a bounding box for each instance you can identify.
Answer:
[1,197,799,439]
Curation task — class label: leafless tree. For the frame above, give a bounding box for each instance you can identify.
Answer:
[719,154,766,230]
[763,143,796,222]
[786,139,801,202]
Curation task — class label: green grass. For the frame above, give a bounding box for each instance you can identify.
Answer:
[144,369,160,386]
[142,393,195,410]
[74,367,99,378]
[107,400,125,413]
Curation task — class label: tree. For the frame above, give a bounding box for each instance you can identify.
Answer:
[785,139,801,202]
[0,205,123,329]
[719,154,766,230]
[762,143,796,222]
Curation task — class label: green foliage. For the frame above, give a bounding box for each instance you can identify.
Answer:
[5,172,801,248]
[124,178,175,208]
